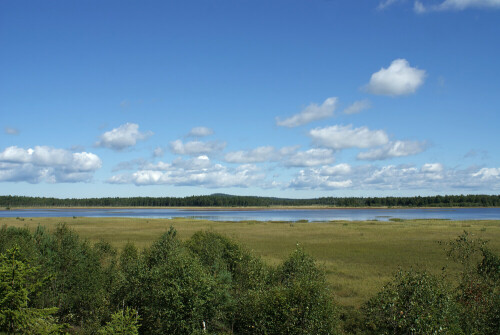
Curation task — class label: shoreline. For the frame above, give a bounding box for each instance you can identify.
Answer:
[1,205,500,211]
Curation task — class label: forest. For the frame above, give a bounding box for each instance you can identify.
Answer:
[1,194,500,208]
[0,225,498,334]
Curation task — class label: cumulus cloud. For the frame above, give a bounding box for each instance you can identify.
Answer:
[320,163,352,175]
[187,126,214,137]
[170,155,212,170]
[287,162,500,191]
[343,100,371,115]
[96,123,153,151]
[169,140,226,156]
[288,164,355,190]
[285,149,335,167]
[365,59,426,96]
[289,168,352,190]
[5,127,19,135]
[107,157,500,191]
[276,97,338,127]
[361,164,500,190]
[472,167,500,180]
[309,124,389,150]
[415,0,500,12]
[108,156,265,188]
[421,163,444,173]
[0,146,101,183]
[357,140,427,160]
[223,145,333,167]
[224,146,276,163]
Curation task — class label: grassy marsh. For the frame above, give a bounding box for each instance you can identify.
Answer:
[1,216,498,307]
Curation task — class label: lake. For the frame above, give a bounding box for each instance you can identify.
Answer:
[1,207,500,221]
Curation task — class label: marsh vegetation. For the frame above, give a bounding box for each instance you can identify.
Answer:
[0,218,498,334]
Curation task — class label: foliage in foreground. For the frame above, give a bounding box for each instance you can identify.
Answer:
[0,225,498,334]
[0,225,340,334]
[0,246,63,334]
[363,269,462,334]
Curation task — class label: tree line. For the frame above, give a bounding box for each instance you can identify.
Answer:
[2,193,500,208]
[1,225,498,334]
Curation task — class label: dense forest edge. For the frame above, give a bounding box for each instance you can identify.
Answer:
[1,225,499,334]
[2,194,500,208]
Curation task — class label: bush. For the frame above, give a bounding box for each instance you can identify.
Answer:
[186,231,268,333]
[0,246,63,334]
[363,269,462,334]
[31,225,111,332]
[98,307,140,335]
[234,248,340,335]
[444,231,500,334]
[118,228,218,335]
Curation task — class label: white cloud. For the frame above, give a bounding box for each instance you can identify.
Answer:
[414,1,427,12]
[187,126,214,137]
[224,146,276,163]
[285,149,335,167]
[343,100,371,115]
[320,163,352,176]
[0,146,101,183]
[117,159,494,191]
[71,152,102,171]
[415,0,500,12]
[5,127,19,135]
[309,124,389,150]
[169,140,226,156]
[108,158,265,188]
[378,0,402,10]
[223,146,303,164]
[363,164,420,187]
[360,164,500,190]
[153,147,165,157]
[421,163,444,173]
[357,140,427,160]
[276,97,338,127]
[0,146,33,163]
[171,155,212,170]
[472,167,500,180]
[278,146,301,156]
[365,59,426,96]
[223,146,335,167]
[96,123,153,151]
[326,180,353,188]
[287,163,500,191]
[289,168,352,190]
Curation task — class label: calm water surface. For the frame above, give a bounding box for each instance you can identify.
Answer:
[1,208,500,221]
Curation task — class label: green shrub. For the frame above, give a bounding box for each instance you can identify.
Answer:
[363,269,462,334]
[235,248,340,335]
[444,231,500,334]
[98,307,140,335]
[118,228,218,335]
[0,246,64,334]
[32,225,112,332]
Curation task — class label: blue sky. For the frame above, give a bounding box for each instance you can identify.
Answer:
[1,0,499,198]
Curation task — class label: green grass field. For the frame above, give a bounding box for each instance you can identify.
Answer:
[1,216,499,307]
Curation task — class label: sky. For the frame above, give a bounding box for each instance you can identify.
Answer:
[1,0,499,199]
